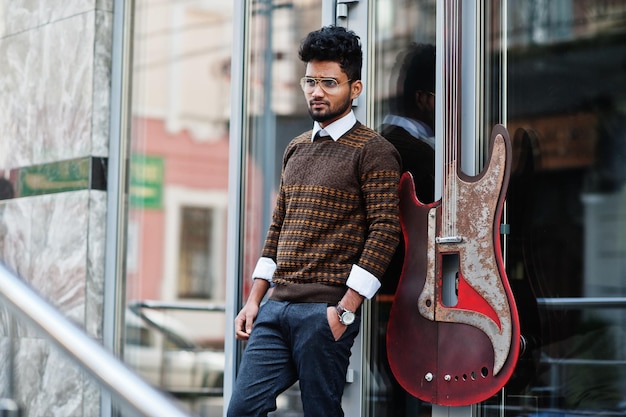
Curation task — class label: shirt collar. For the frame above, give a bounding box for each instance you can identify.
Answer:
[381,114,435,149]
[311,111,357,141]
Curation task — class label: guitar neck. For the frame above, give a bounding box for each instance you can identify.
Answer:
[441,0,463,239]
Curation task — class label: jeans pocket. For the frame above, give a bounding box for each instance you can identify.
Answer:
[317,303,336,340]
[324,304,352,341]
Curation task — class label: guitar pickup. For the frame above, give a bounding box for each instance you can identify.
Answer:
[436,236,463,244]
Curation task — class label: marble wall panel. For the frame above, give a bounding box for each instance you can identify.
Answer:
[29,191,90,325]
[0,191,91,338]
[97,0,114,13]
[0,198,34,281]
[86,190,106,339]
[92,10,113,158]
[0,192,108,417]
[0,195,31,396]
[0,337,10,396]
[0,11,95,169]
[0,0,95,37]
[0,312,8,340]
[0,1,114,415]
[82,377,101,417]
[14,337,84,416]
[0,190,106,415]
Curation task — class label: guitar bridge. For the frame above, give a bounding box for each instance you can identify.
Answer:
[436,236,463,244]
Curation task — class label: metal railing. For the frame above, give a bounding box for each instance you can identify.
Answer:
[0,262,192,417]
[537,297,626,309]
[126,300,226,401]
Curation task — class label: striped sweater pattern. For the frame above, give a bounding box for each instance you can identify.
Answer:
[265,122,401,303]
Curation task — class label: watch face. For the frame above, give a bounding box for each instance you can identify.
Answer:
[341,311,356,325]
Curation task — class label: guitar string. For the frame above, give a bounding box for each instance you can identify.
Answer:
[450,0,455,238]
[444,0,459,239]
[450,0,461,236]
[450,0,461,237]
[444,0,449,238]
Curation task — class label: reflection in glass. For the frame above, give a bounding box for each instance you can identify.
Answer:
[178,207,214,299]
[496,1,626,416]
[370,1,436,416]
[126,1,233,415]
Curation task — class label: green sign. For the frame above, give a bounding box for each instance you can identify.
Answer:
[19,157,91,197]
[130,155,164,209]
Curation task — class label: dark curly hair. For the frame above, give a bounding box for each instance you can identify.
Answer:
[399,43,435,112]
[299,26,362,81]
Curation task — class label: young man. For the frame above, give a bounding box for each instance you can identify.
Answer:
[227,26,401,417]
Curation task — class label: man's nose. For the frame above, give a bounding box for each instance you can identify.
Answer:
[311,82,325,96]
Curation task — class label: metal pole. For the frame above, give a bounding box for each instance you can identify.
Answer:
[0,263,191,417]
[223,0,248,413]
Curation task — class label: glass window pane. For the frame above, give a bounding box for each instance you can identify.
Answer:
[369,1,436,416]
[240,1,322,415]
[124,1,232,415]
[488,1,626,415]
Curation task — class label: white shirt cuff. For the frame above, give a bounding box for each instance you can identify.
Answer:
[252,257,276,282]
[346,264,381,299]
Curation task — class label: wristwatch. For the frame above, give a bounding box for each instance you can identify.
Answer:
[336,303,356,326]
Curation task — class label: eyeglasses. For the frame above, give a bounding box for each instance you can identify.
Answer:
[300,77,351,93]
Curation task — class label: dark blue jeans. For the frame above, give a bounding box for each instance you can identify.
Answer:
[227,300,361,417]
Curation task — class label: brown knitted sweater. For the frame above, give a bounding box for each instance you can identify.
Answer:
[266,122,401,304]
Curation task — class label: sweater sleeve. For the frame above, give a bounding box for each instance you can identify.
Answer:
[354,136,402,292]
[260,139,297,263]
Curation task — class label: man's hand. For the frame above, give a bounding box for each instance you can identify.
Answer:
[235,302,260,340]
[234,278,270,340]
[327,306,348,341]
[327,287,365,340]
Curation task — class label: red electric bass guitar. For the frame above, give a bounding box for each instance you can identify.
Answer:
[386,0,520,406]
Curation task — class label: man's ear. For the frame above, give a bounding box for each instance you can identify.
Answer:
[350,80,363,100]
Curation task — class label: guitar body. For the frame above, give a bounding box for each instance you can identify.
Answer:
[386,125,520,406]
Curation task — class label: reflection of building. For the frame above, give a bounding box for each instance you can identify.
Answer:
[126,116,229,311]
[508,113,597,171]
[133,2,233,141]
[1,1,626,416]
